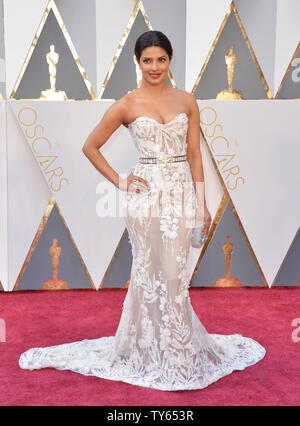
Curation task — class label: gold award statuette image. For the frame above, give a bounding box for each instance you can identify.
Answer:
[42,238,69,290]
[40,45,68,100]
[215,236,242,287]
[216,45,244,100]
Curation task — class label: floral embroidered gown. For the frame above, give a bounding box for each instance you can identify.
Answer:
[19,112,266,391]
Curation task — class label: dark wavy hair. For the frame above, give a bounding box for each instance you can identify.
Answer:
[134,30,173,62]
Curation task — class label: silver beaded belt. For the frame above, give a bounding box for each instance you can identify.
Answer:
[139,154,187,165]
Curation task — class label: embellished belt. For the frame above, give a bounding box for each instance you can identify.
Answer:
[139,154,187,165]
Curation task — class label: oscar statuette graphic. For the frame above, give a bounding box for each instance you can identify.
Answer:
[39,45,68,100]
[215,236,242,287]
[216,45,244,100]
[42,238,69,290]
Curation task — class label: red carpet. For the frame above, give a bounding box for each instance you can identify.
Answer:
[0,288,299,406]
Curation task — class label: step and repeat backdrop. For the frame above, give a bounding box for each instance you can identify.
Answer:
[0,0,299,292]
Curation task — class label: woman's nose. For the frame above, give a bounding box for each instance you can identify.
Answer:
[151,61,159,71]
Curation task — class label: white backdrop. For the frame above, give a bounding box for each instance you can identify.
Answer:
[0,0,299,291]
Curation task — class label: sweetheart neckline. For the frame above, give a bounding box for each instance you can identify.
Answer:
[127,112,188,128]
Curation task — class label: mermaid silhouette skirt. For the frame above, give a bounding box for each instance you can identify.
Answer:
[19,113,266,391]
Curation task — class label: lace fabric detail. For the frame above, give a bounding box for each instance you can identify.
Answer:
[19,113,266,391]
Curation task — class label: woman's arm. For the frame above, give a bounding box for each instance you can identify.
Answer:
[82,98,149,192]
[186,94,205,194]
[186,93,212,235]
[82,99,127,189]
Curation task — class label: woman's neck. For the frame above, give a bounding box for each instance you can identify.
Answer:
[139,81,171,97]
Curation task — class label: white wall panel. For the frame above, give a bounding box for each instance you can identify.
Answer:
[3,0,49,98]
[6,101,51,291]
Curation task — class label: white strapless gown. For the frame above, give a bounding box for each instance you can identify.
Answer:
[19,112,266,391]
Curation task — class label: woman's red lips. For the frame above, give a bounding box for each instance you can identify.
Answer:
[149,73,161,78]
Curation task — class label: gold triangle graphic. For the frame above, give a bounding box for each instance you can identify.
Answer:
[98,0,176,100]
[275,41,300,99]
[10,0,95,100]
[13,196,96,291]
[191,1,272,99]
[189,125,268,287]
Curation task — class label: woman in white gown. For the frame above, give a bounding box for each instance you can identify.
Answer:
[19,31,266,391]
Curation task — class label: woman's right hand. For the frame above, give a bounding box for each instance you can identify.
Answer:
[119,172,150,193]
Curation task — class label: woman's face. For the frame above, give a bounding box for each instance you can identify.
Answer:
[138,46,171,85]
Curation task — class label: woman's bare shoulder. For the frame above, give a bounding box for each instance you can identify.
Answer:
[105,91,136,120]
[171,88,198,116]
[119,89,140,105]
[115,90,140,113]
[113,91,132,108]
[116,90,145,125]
[173,87,196,102]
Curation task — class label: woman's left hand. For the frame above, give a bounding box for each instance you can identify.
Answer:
[195,205,211,237]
